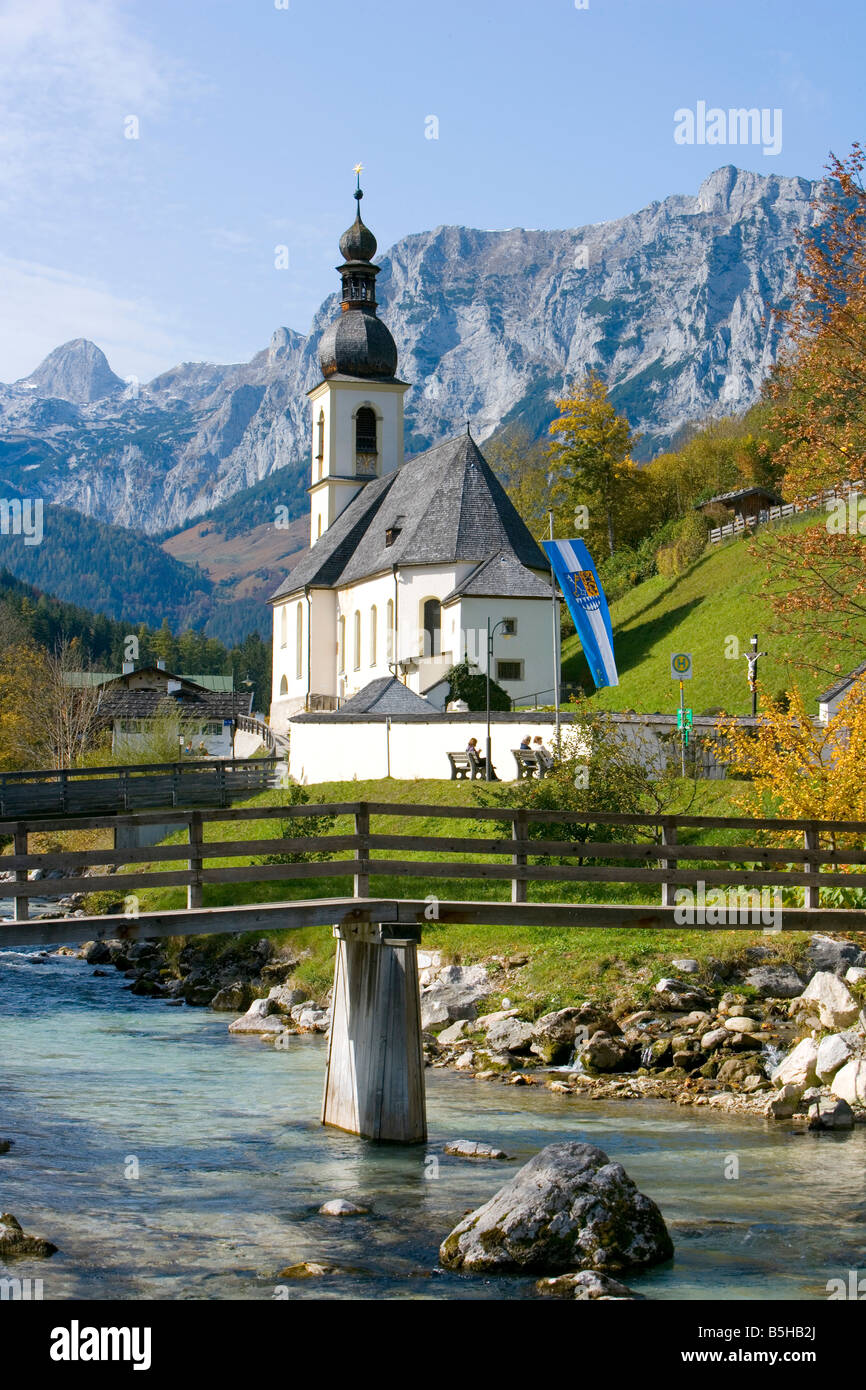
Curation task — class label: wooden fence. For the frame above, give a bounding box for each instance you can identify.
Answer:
[708,481,864,544]
[2,801,865,930]
[0,757,279,820]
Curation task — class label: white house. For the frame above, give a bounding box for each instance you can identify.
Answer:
[269,177,558,734]
[817,662,866,724]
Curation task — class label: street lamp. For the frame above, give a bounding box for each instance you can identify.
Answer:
[485,617,514,782]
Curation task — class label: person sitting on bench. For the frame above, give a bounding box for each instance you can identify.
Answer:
[467,736,498,780]
[533,736,554,771]
[520,734,532,749]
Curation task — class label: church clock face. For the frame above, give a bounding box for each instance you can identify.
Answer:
[355,453,378,476]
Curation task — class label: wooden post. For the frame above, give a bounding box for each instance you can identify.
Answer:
[354,802,370,899]
[217,762,227,808]
[660,820,677,908]
[187,813,203,910]
[804,826,819,911]
[322,921,426,1143]
[512,810,528,904]
[13,829,29,923]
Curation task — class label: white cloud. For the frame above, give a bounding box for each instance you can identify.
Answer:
[0,0,198,209]
[0,255,207,383]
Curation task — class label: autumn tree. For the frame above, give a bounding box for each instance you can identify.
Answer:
[0,639,104,770]
[548,370,642,557]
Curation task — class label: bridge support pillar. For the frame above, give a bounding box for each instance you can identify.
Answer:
[322,921,426,1144]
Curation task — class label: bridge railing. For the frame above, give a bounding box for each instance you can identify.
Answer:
[0,757,279,820]
[2,800,865,924]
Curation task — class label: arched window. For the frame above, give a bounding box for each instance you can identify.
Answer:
[280,606,287,649]
[338,615,346,672]
[279,675,288,696]
[295,602,304,680]
[369,605,377,666]
[353,611,361,670]
[386,598,394,662]
[317,514,322,539]
[356,407,377,455]
[422,598,441,658]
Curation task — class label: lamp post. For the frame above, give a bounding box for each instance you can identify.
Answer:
[485,617,513,781]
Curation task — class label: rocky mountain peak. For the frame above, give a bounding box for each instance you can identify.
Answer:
[19,339,125,404]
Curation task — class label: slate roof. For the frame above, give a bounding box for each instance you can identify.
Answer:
[441,549,554,603]
[270,434,549,601]
[337,677,435,714]
[95,667,252,722]
[818,660,866,706]
[699,486,784,508]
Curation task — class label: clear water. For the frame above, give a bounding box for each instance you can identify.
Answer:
[1,947,863,1301]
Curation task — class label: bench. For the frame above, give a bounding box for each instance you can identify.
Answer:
[447,750,483,780]
[512,748,553,779]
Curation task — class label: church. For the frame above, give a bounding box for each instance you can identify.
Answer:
[268,176,558,733]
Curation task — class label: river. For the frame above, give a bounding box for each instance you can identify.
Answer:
[1,947,863,1301]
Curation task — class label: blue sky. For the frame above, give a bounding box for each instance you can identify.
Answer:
[0,0,863,382]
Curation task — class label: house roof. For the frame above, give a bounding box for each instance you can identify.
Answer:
[270,433,549,601]
[698,486,784,509]
[441,549,555,604]
[94,666,251,721]
[64,670,234,692]
[337,677,435,714]
[818,661,866,706]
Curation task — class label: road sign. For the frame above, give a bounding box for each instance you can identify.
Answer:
[676,708,693,729]
[671,652,692,680]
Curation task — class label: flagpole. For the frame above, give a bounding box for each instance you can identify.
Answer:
[549,510,561,756]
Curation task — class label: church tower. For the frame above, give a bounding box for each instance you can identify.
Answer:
[308,170,409,545]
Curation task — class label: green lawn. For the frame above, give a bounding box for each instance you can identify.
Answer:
[563,519,866,716]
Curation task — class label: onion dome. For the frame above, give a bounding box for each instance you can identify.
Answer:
[319,169,398,381]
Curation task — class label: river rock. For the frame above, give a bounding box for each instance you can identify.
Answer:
[744,963,804,998]
[83,940,112,965]
[437,1019,470,1045]
[420,964,488,1030]
[830,1059,866,1105]
[485,1017,534,1053]
[278,1261,333,1278]
[671,958,700,974]
[806,935,866,978]
[765,1084,805,1119]
[453,1049,476,1070]
[701,1028,729,1051]
[581,1033,631,1073]
[268,985,306,1011]
[228,998,287,1034]
[724,1016,760,1033]
[0,1213,57,1258]
[798,972,861,1030]
[297,1008,329,1033]
[807,1096,855,1131]
[536,1269,642,1299]
[318,1199,369,1216]
[444,1140,507,1159]
[0,1139,11,1155]
[210,982,254,1011]
[771,1037,820,1090]
[816,1034,852,1083]
[530,1007,591,1064]
[439,1141,673,1274]
[476,1008,519,1029]
[846,966,866,985]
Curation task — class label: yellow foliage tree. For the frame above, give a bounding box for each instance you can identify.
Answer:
[548,370,641,557]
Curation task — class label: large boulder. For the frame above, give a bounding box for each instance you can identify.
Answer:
[420,964,488,1030]
[581,1033,632,1073]
[771,1037,820,1090]
[485,1017,534,1054]
[830,1059,866,1105]
[744,964,804,999]
[439,1141,673,1274]
[210,982,255,1012]
[530,1007,594,1065]
[228,998,287,1034]
[797,972,861,1030]
[806,935,866,979]
[816,1034,853,1083]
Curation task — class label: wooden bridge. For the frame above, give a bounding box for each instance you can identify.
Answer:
[2,800,864,1144]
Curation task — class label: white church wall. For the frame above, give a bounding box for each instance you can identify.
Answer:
[288,716,563,784]
[452,594,560,706]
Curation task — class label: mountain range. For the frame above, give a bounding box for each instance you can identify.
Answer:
[0,164,821,635]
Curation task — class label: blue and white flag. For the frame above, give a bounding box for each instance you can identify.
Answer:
[542,537,619,689]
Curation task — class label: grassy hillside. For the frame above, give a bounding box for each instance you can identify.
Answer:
[564,521,866,716]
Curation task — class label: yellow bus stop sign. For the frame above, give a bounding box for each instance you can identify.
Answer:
[671,652,692,679]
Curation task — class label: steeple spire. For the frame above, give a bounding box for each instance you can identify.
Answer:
[318,166,398,380]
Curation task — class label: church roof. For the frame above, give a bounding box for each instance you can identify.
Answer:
[337,677,435,714]
[441,548,554,603]
[270,434,549,601]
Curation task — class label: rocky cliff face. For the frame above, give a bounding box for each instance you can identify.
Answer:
[0,167,819,535]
